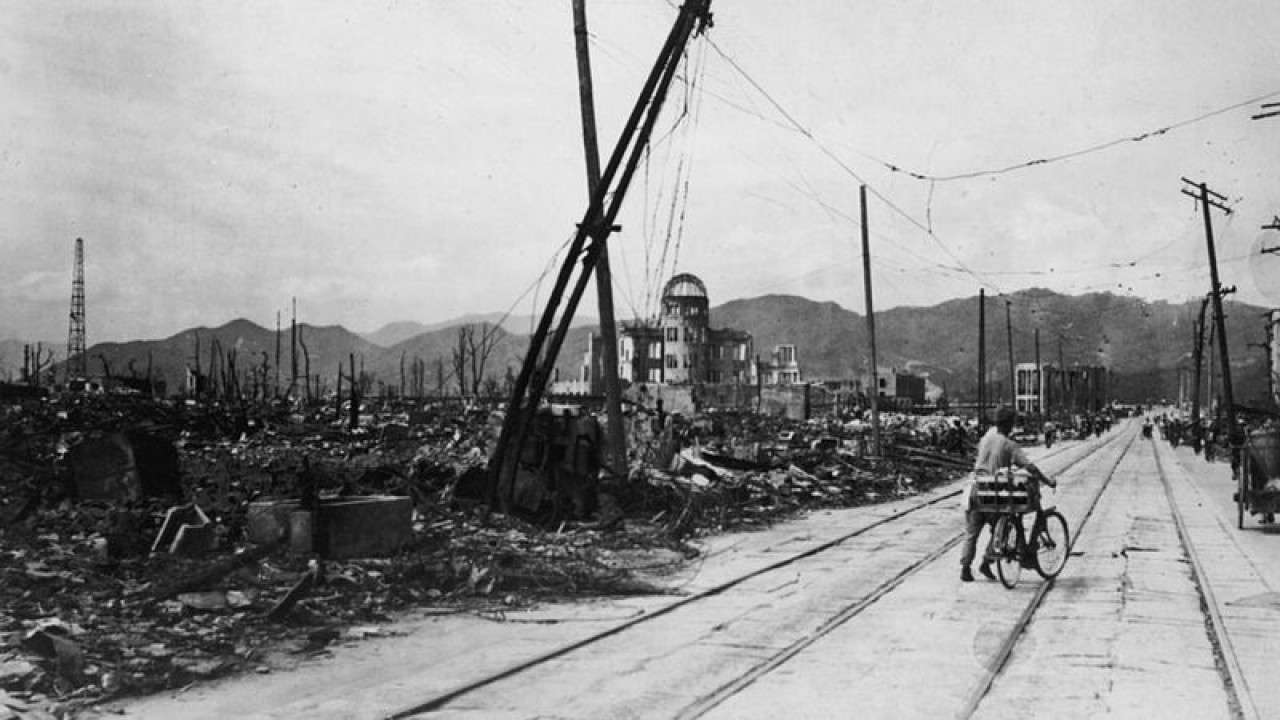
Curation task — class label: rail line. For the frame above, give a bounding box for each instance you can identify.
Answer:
[680,427,1135,719]
[1153,438,1259,720]
[385,429,1130,719]
[957,424,1140,719]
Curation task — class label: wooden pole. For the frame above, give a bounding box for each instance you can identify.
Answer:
[1034,328,1041,417]
[488,1,711,505]
[1191,297,1208,448]
[1198,183,1237,440]
[1057,337,1066,417]
[290,298,298,397]
[978,289,986,429]
[275,310,281,399]
[573,0,627,477]
[1005,299,1015,415]
[860,185,881,455]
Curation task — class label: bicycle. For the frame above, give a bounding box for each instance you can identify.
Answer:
[974,469,1070,589]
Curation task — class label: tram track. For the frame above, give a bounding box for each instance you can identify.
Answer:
[958,425,1140,719]
[1153,439,1260,720]
[385,428,1134,719]
[684,428,1136,719]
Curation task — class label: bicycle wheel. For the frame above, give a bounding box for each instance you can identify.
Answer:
[1034,511,1070,579]
[993,516,1022,589]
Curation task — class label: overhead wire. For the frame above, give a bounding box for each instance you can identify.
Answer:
[870,88,1280,183]
[700,35,1005,296]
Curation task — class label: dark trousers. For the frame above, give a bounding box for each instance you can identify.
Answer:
[960,509,994,567]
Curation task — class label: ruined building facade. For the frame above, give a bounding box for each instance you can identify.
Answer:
[580,273,754,392]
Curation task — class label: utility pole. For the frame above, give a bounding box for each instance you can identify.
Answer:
[1034,328,1041,417]
[275,310,281,399]
[1252,102,1280,121]
[1261,216,1280,256]
[572,0,627,477]
[1191,296,1209,450]
[860,185,881,455]
[1057,337,1066,417]
[1182,177,1237,447]
[290,297,298,398]
[1005,299,1015,414]
[489,0,715,509]
[977,289,986,429]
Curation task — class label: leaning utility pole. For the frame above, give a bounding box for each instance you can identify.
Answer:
[488,0,714,509]
[977,288,986,429]
[860,185,881,455]
[1182,177,1237,443]
[1005,299,1015,414]
[66,237,87,382]
[572,0,627,477]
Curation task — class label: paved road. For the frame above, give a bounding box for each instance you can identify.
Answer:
[109,421,1280,720]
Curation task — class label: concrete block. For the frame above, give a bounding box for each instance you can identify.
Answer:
[246,500,299,545]
[315,495,411,559]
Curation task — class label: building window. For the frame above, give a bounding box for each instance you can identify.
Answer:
[648,368,662,383]
[666,355,678,369]
[649,343,662,360]
[665,327,678,342]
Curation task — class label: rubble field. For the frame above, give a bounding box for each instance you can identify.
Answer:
[0,395,968,718]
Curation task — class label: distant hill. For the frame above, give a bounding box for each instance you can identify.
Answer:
[362,313,599,348]
[63,319,381,396]
[29,289,1274,406]
[712,288,1273,406]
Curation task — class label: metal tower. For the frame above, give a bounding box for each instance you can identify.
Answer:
[66,237,86,381]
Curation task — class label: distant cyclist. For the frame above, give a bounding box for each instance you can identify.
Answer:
[961,406,1056,582]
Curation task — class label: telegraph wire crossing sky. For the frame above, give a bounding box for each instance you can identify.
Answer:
[0,0,1278,345]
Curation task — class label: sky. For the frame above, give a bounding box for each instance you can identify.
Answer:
[1,0,1279,349]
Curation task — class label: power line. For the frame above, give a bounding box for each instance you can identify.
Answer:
[873,89,1280,183]
[701,35,1004,296]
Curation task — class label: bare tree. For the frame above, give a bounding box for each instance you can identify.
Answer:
[95,352,112,380]
[298,330,312,402]
[451,323,504,399]
[25,344,55,387]
[451,326,470,397]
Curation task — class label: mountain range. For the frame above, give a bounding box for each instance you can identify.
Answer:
[3,289,1273,406]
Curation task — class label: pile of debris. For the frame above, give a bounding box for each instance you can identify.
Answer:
[0,395,964,716]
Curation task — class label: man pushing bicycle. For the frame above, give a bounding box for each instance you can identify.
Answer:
[961,406,1056,582]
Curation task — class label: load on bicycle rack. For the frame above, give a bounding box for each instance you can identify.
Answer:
[971,468,1070,589]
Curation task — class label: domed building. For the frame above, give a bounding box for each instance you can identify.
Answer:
[580,273,754,390]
